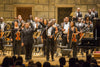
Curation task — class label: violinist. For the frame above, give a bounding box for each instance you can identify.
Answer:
[11,20,22,56]
[67,21,78,58]
[0,17,6,55]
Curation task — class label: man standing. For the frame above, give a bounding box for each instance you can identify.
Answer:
[17,15,24,27]
[85,9,94,22]
[92,8,98,18]
[33,17,42,30]
[21,22,37,61]
[42,21,55,61]
[27,15,34,23]
[61,17,70,47]
[75,18,84,31]
[0,17,6,55]
[74,8,82,21]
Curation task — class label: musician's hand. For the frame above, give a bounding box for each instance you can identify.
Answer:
[36,24,38,28]
[55,31,58,34]
[73,16,76,18]
[41,39,43,43]
[67,39,69,43]
[21,43,24,46]
[50,36,52,38]
[62,29,65,31]
[11,39,13,41]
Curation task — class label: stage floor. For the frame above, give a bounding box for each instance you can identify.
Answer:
[0,55,86,67]
[0,50,100,67]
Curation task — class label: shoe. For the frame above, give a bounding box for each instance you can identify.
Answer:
[25,59,29,62]
[47,59,49,61]
[52,59,55,61]
[25,60,28,62]
[3,54,6,56]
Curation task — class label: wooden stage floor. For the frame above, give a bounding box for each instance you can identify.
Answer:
[0,55,86,67]
[0,53,100,67]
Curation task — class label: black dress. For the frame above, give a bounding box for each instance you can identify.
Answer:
[11,27,22,56]
[69,27,78,58]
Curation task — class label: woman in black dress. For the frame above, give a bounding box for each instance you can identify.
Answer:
[11,20,22,56]
[67,21,78,58]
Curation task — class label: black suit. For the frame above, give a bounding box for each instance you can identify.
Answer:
[74,11,82,21]
[45,26,55,60]
[85,13,94,22]
[21,26,37,60]
[93,11,98,18]
[39,22,47,56]
[76,11,82,17]
[61,22,69,46]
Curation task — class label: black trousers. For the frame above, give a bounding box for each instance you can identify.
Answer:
[62,34,67,46]
[72,42,77,58]
[46,38,55,60]
[0,38,4,51]
[13,40,21,56]
[43,40,46,56]
[24,42,33,60]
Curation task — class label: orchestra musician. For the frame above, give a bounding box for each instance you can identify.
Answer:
[11,20,22,56]
[17,15,24,26]
[67,21,78,58]
[40,19,48,56]
[85,9,94,22]
[33,17,42,44]
[92,8,98,18]
[21,22,38,61]
[61,17,70,47]
[46,21,56,61]
[32,17,42,53]
[73,8,82,21]
[52,19,58,55]
[42,20,55,61]
[27,15,34,23]
[33,17,42,30]
[75,18,85,31]
[85,17,93,32]
[0,17,6,55]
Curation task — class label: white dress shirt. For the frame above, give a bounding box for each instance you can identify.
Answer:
[63,22,69,34]
[0,22,5,31]
[47,27,52,36]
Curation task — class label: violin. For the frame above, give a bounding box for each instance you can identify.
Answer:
[0,30,4,38]
[72,33,77,42]
[15,30,21,40]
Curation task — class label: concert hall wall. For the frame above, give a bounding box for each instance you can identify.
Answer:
[0,0,100,23]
